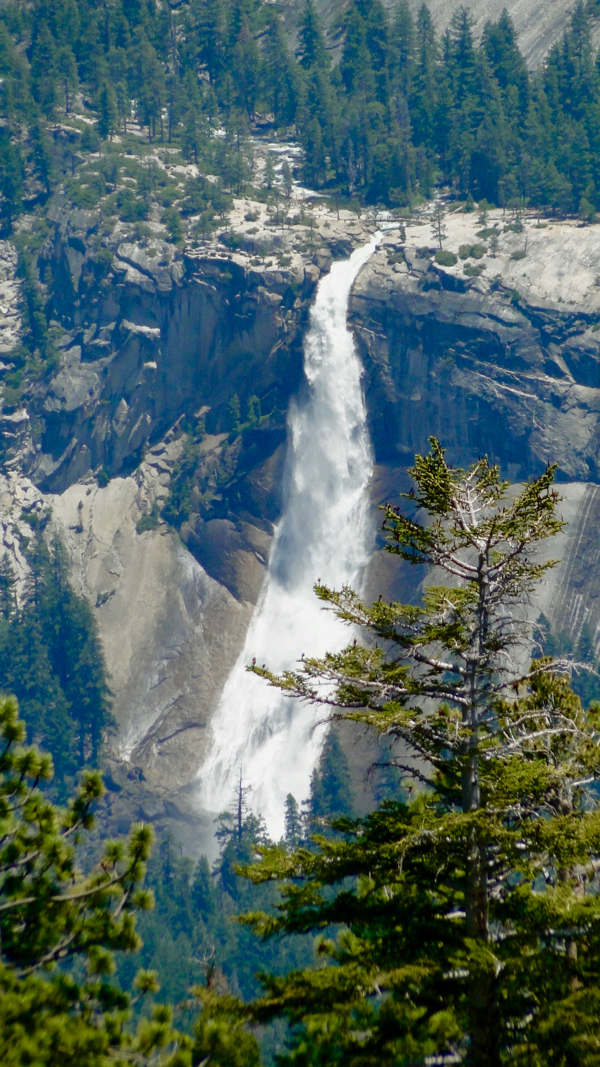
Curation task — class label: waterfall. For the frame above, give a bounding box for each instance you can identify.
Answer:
[197,235,380,837]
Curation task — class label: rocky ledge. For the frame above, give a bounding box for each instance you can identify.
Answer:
[352,210,600,481]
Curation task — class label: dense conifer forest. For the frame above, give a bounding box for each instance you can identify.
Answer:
[0,533,111,788]
[2,0,600,229]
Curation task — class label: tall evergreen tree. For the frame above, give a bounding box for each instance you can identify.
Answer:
[0,131,24,233]
[262,10,299,128]
[283,794,303,846]
[389,0,415,100]
[0,694,189,1067]
[298,0,330,73]
[309,728,354,823]
[483,9,529,116]
[245,441,600,1065]
[56,43,78,112]
[97,80,118,139]
[29,18,57,116]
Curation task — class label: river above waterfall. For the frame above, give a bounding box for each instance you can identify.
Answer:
[197,236,380,836]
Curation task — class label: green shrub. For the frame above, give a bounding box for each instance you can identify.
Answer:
[464,262,485,277]
[1,384,22,410]
[159,186,180,208]
[91,247,114,279]
[136,504,160,534]
[116,187,148,222]
[80,123,100,153]
[435,250,457,266]
[510,249,527,260]
[459,243,486,260]
[161,208,183,243]
[68,182,101,209]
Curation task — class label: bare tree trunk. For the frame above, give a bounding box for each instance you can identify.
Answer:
[463,555,500,1065]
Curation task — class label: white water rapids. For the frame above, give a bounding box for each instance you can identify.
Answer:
[197,235,381,837]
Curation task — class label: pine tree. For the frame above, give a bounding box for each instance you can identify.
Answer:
[482,9,529,116]
[28,118,56,196]
[191,855,218,924]
[340,6,375,98]
[245,440,600,1065]
[299,0,330,73]
[232,17,260,118]
[431,201,447,248]
[97,80,118,139]
[42,535,113,767]
[309,728,353,823]
[262,9,299,128]
[411,2,438,147]
[284,794,303,846]
[389,0,414,100]
[0,532,112,784]
[356,0,390,104]
[0,552,16,621]
[190,0,226,83]
[0,694,188,1067]
[0,131,24,234]
[56,43,78,112]
[29,18,57,116]
[166,71,183,143]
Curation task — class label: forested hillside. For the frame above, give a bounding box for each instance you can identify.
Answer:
[2,0,600,229]
[0,534,111,789]
[1,0,600,433]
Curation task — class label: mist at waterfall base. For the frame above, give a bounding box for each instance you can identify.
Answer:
[198,237,380,838]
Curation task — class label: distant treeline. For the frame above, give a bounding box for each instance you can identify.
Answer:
[295,0,600,212]
[1,0,600,219]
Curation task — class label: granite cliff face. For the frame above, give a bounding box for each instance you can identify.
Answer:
[11,204,317,495]
[0,199,376,843]
[4,198,600,844]
[353,215,600,481]
[352,209,600,653]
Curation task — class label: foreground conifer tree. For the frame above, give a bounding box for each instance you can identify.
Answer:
[0,694,189,1067]
[247,440,600,1065]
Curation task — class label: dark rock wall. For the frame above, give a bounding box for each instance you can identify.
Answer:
[17,207,319,500]
[350,254,600,483]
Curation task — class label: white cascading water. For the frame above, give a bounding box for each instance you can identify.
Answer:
[198,235,381,837]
